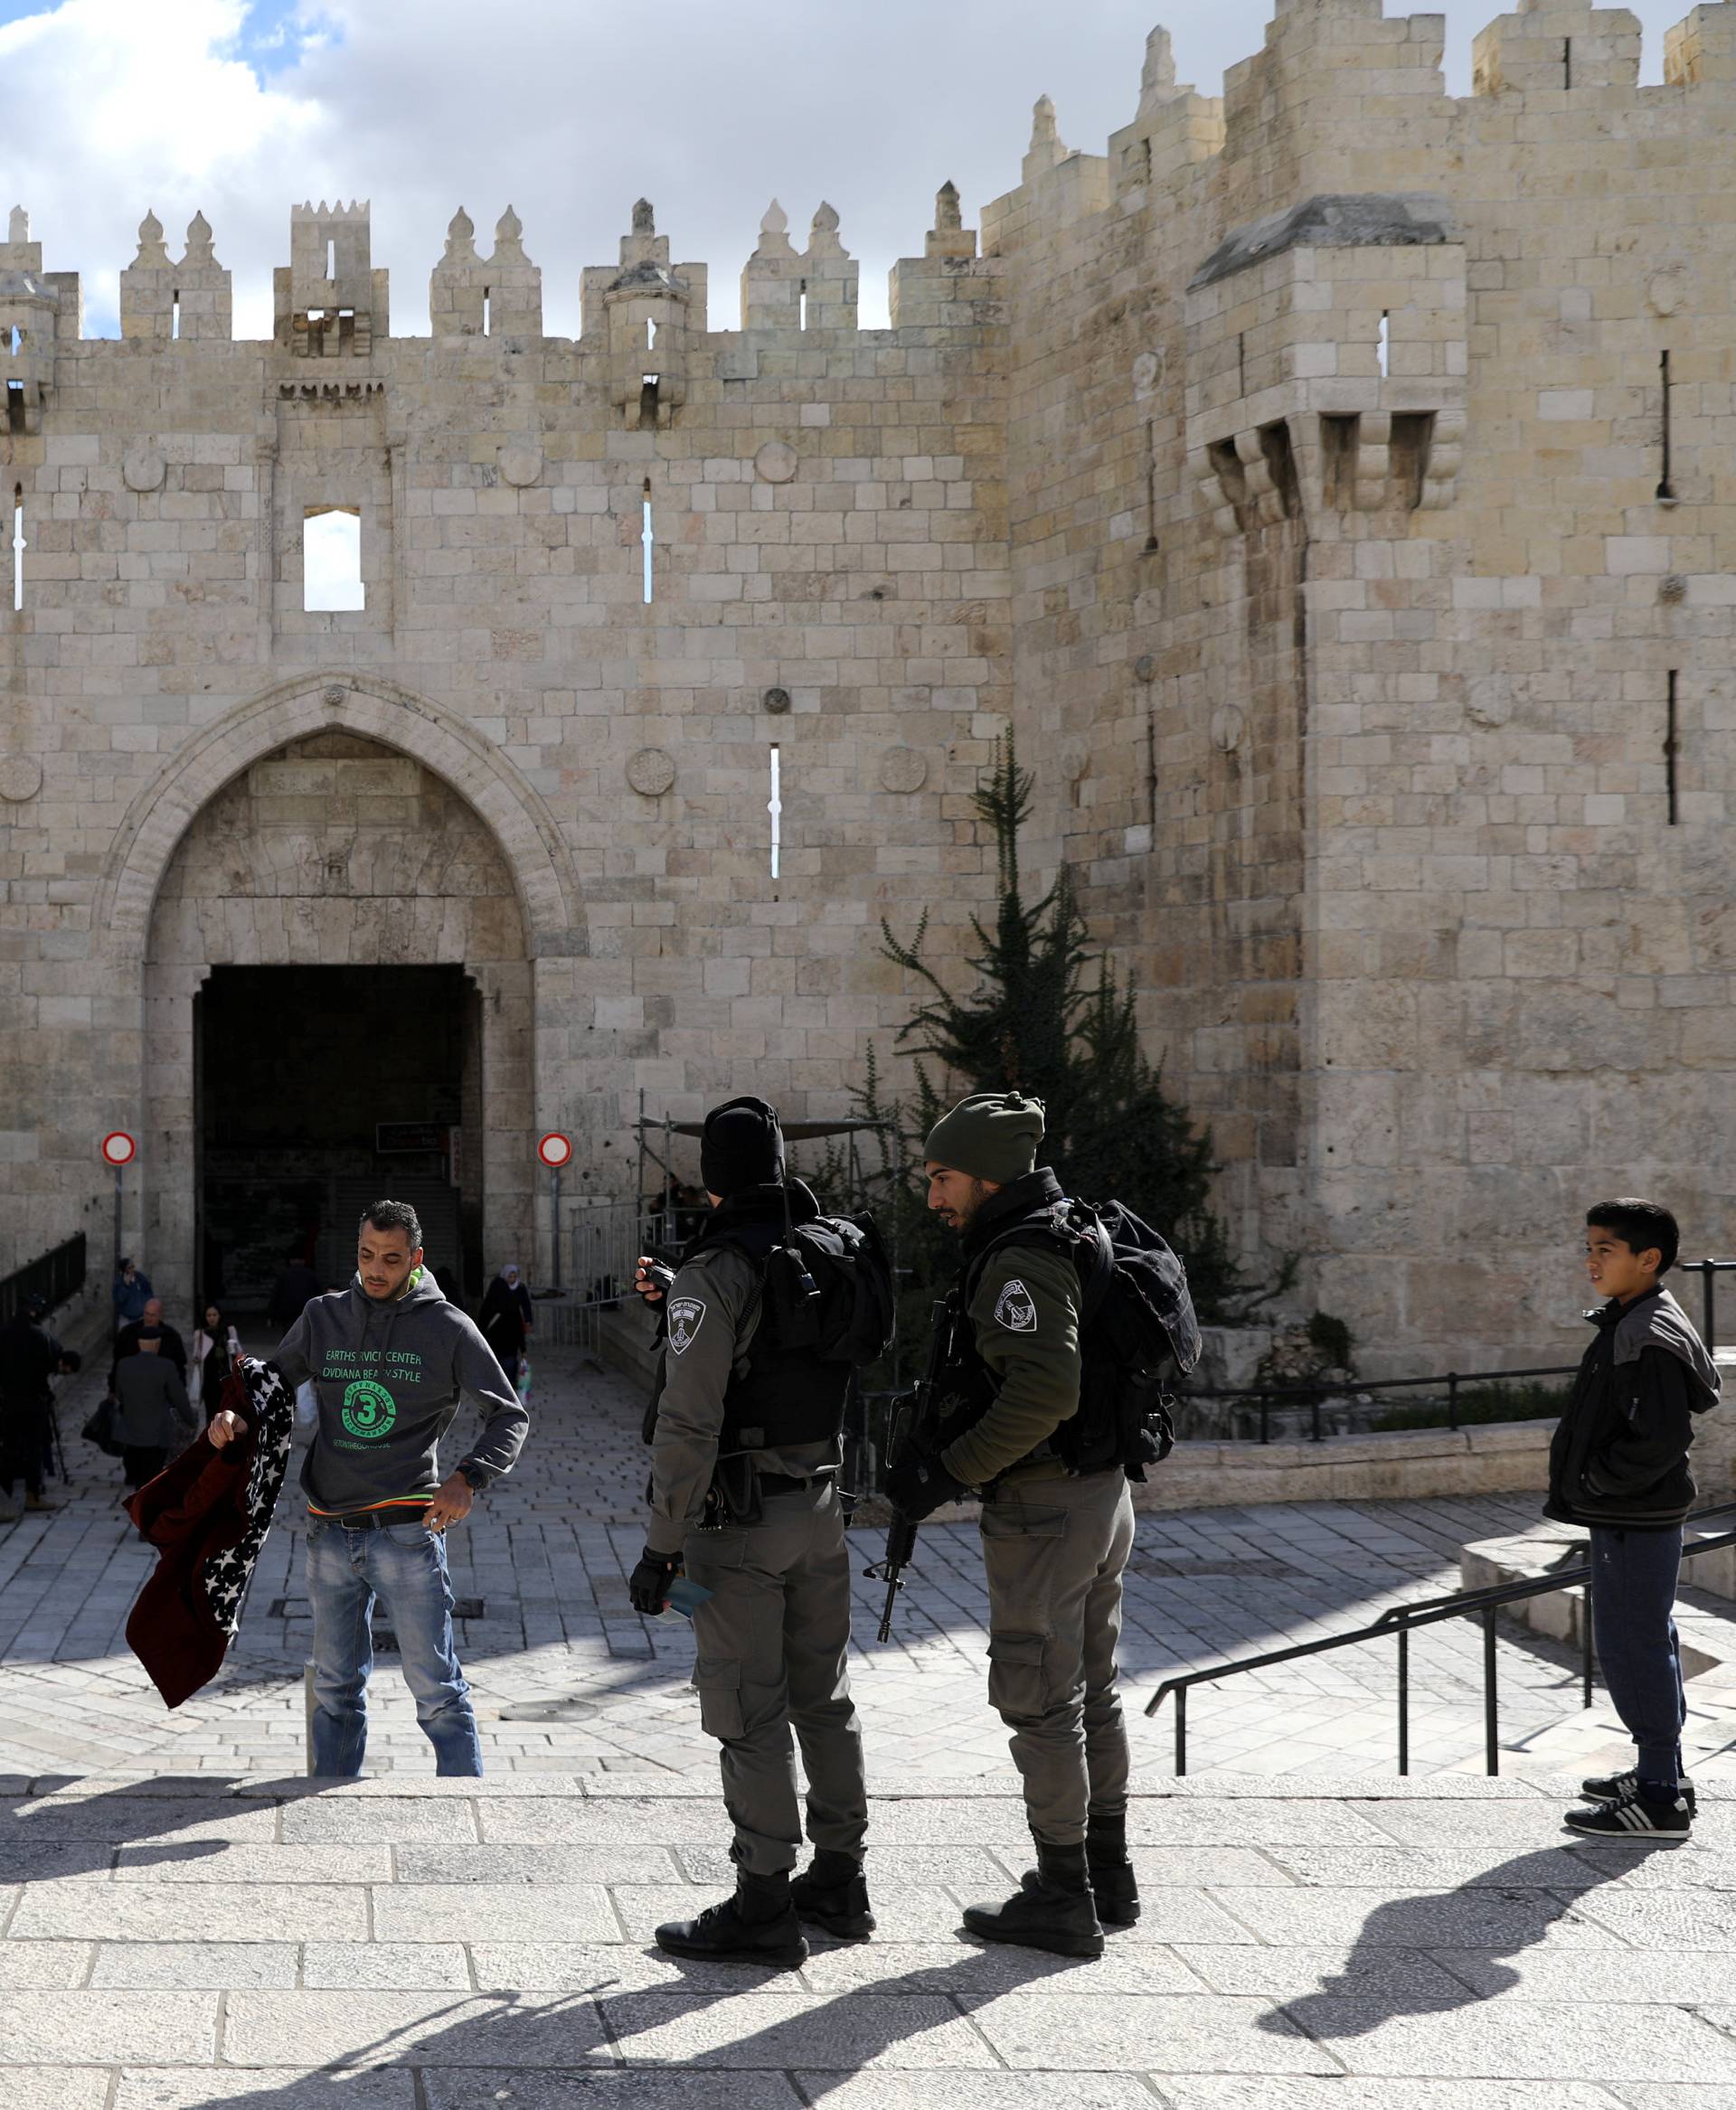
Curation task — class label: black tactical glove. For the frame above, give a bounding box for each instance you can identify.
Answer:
[628,1547,682,1615]
[883,1454,968,1522]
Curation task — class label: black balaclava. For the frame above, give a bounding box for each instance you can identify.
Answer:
[700,1096,785,1199]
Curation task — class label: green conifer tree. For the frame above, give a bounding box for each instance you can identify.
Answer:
[864,737,1239,1317]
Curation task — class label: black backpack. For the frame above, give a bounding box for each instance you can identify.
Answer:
[970,1196,1200,1480]
[759,1210,896,1368]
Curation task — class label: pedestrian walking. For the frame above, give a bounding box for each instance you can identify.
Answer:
[111,1257,154,1331]
[267,1200,528,1776]
[628,1097,889,1968]
[885,1090,1196,1959]
[110,1297,188,1391]
[479,1260,534,1388]
[0,1295,77,1514]
[112,1333,197,1490]
[1549,1199,1721,1841]
[188,1302,241,1423]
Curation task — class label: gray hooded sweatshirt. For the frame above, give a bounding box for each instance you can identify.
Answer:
[275,1268,528,1515]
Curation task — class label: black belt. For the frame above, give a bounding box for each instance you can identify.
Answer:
[759,1472,835,1496]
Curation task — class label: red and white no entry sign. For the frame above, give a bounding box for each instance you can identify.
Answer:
[100,1130,137,1167]
[537,1132,573,1169]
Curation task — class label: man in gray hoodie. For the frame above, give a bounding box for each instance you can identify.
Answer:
[215,1199,528,1776]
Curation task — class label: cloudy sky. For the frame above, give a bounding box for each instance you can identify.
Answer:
[0,0,1697,340]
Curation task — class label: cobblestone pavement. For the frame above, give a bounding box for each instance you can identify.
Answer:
[4,1770,1736,2105]
[8,1338,1717,1785]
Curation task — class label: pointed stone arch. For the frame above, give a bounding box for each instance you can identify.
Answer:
[96,671,582,961]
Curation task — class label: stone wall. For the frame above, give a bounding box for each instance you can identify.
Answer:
[3,4,1735,1359]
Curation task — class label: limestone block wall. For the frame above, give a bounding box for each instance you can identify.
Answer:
[3,5,1735,1367]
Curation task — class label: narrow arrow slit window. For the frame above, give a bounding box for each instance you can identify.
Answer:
[11,485,23,611]
[641,479,654,603]
[1377,311,1391,379]
[769,744,782,881]
[172,290,181,341]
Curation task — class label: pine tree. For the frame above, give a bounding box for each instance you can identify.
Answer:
[866,736,1239,1318]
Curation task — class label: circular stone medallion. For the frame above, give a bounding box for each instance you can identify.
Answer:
[122,449,165,494]
[0,755,42,803]
[879,746,928,794]
[1209,704,1247,754]
[499,446,543,488]
[627,747,676,797]
[754,439,798,485]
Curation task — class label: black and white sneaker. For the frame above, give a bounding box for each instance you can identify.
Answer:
[1565,1787,1692,1841]
[1581,1767,1696,1815]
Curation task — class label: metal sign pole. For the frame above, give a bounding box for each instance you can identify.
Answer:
[113,1163,123,1282]
[551,1164,562,1292]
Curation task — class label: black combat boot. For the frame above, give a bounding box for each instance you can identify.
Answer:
[964,1840,1104,1959]
[1084,1811,1139,1927]
[1020,1813,1139,1927]
[790,1848,876,1939]
[655,1867,808,1968]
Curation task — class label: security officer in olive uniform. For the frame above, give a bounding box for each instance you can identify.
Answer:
[886,1090,1137,1960]
[628,1097,871,1968]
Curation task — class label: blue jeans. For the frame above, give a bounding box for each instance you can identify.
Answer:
[1590,1523,1686,1788]
[305,1516,483,1777]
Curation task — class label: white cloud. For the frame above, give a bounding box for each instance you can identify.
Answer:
[0,0,1700,343]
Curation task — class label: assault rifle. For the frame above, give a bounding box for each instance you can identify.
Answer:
[867,1299,952,1644]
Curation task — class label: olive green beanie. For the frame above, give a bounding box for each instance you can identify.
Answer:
[923,1090,1046,1186]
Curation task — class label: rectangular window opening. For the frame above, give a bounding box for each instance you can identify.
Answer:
[641,479,654,603]
[482,288,491,336]
[769,744,782,882]
[11,485,23,612]
[638,374,660,431]
[1377,310,1391,379]
[326,238,336,279]
[5,379,24,435]
[1665,668,1679,824]
[302,504,364,612]
[798,281,807,332]
[1389,411,1436,512]
[171,292,181,340]
[1320,413,1360,511]
[1657,348,1676,504]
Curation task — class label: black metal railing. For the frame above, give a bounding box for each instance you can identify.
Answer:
[1678,1258,1736,1354]
[1143,1496,1736,1776]
[1178,1362,1580,1445]
[0,1233,87,1329]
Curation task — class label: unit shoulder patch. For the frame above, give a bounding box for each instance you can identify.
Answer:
[667,1296,707,1356]
[993,1277,1039,1333]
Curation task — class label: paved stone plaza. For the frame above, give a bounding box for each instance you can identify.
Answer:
[7,1770,1736,2103]
[2,1342,1729,1783]
[5,1346,1736,2097]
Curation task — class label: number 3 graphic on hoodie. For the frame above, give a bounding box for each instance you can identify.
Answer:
[341,1379,398,1440]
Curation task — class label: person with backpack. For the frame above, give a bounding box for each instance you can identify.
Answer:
[627,1096,891,1969]
[884,1088,1197,1961]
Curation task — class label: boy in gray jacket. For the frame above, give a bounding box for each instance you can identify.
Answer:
[230,1200,528,1776]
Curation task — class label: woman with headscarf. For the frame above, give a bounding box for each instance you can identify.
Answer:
[479,1261,533,1387]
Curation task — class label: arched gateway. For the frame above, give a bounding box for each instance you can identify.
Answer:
[97,676,583,1312]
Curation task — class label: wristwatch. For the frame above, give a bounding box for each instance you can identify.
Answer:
[458,1459,489,1493]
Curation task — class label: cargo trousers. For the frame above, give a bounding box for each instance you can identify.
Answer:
[980,1466,1137,1845]
[683,1478,870,1876]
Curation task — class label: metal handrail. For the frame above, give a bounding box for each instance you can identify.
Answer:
[1178,1361,1580,1445]
[1143,1496,1736,1777]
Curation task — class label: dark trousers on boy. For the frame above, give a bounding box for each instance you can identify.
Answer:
[1590,1524,1686,1787]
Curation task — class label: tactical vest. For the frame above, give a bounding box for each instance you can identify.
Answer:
[693,1216,854,1455]
[922,1199,1082,1465]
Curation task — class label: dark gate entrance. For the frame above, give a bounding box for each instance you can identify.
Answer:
[194,964,484,1312]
